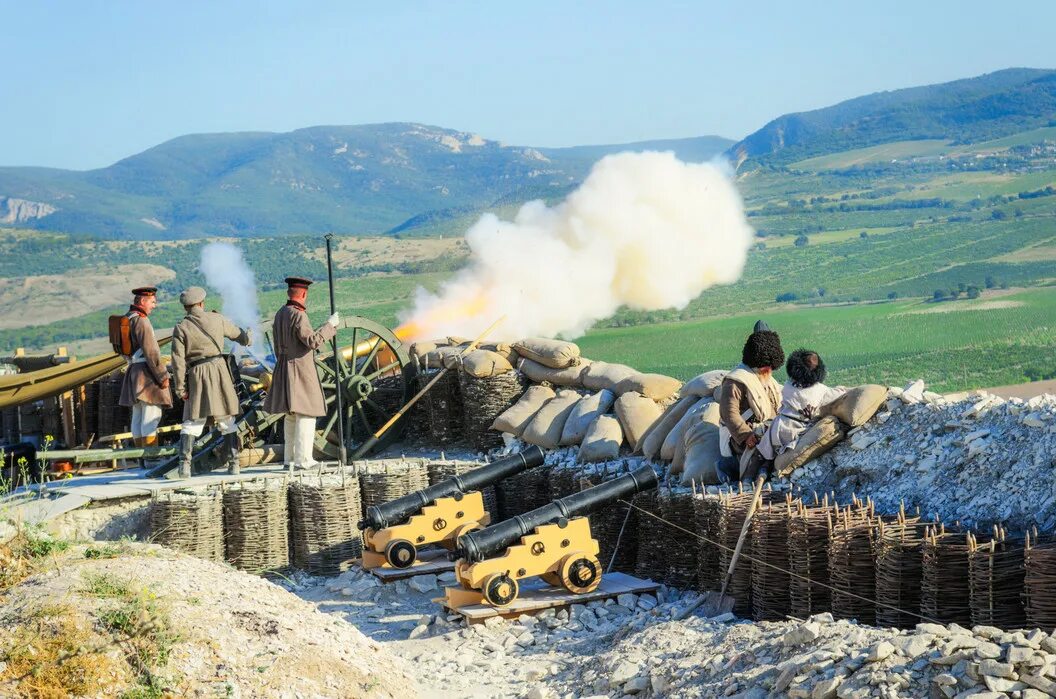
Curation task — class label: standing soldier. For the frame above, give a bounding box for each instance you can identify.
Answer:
[263,277,339,470]
[118,286,172,447]
[171,286,252,478]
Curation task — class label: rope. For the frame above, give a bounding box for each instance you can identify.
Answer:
[607,504,634,574]
[618,498,941,625]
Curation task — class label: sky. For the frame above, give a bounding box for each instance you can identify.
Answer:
[4,1,1055,170]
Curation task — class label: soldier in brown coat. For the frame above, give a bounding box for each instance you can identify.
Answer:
[262,277,339,470]
[118,286,173,447]
[171,286,252,478]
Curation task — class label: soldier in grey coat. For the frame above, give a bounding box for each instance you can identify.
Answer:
[263,277,339,470]
[118,286,173,447]
[171,286,252,478]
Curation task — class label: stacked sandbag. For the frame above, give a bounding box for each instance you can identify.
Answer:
[582,361,637,392]
[640,395,698,459]
[521,389,583,449]
[672,400,719,472]
[518,357,590,387]
[512,338,581,369]
[492,385,555,436]
[680,402,723,486]
[580,415,624,462]
[679,370,728,399]
[662,396,713,462]
[615,372,682,400]
[460,348,514,378]
[459,370,528,452]
[614,391,663,452]
[560,390,616,446]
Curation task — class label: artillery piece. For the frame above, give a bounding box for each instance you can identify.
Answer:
[358,446,545,570]
[444,465,658,609]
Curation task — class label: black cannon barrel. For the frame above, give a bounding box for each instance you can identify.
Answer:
[358,446,544,531]
[453,464,658,563]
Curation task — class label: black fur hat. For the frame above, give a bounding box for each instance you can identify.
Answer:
[741,330,785,371]
[786,349,827,388]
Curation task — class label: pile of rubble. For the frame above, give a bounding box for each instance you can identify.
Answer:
[791,384,1056,532]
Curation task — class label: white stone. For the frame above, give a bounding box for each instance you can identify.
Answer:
[408,574,438,593]
[610,660,641,685]
[867,641,895,663]
[784,622,822,646]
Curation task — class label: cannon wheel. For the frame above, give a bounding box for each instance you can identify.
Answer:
[311,316,415,459]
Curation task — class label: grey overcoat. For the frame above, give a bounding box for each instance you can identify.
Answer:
[171,307,250,420]
[263,303,336,417]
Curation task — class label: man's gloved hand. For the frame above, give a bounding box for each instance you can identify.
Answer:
[327,312,340,327]
[243,328,253,346]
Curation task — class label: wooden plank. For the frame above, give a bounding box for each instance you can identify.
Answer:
[446,572,659,621]
[368,549,455,582]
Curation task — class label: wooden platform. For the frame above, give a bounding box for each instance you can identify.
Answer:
[366,548,456,582]
[442,572,659,622]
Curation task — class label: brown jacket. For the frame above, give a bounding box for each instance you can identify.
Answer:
[263,303,336,417]
[719,367,781,453]
[171,307,250,420]
[118,310,172,408]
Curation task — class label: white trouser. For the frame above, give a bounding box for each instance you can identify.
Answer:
[283,413,317,468]
[131,402,163,439]
[181,415,237,437]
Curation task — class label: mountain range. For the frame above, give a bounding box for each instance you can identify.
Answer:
[0,67,1053,239]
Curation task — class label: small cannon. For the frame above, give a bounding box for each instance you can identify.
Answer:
[444,464,658,609]
[359,446,545,570]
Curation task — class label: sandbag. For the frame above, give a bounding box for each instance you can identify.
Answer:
[640,395,697,460]
[661,397,713,461]
[512,338,581,369]
[491,385,556,436]
[519,357,590,387]
[579,415,623,463]
[680,416,722,485]
[522,389,582,449]
[775,416,846,476]
[614,391,663,452]
[560,389,616,446]
[672,402,720,473]
[680,370,728,399]
[410,340,439,363]
[478,342,519,364]
[821,384,886,427]
[615,372,682,400]
[582,361,638,392]
[461,349,514,378]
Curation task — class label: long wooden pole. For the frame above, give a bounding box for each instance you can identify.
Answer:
[324,233,347,466]
[350,316,504,459]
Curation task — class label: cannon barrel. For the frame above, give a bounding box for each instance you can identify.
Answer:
[358,446,545,531]
[454,464,658,563]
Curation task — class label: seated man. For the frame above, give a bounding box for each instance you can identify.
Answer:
[718,323,784,481]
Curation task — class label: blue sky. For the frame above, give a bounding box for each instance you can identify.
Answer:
[4,1,1055,170]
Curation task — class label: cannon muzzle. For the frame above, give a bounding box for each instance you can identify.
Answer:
[357,446,544,531]
[453,464,658,563]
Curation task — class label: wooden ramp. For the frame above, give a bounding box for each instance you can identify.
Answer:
[366,548,456,582]
[442,572,658,623]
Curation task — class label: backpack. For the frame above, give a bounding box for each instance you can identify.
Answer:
[108,313,134,356]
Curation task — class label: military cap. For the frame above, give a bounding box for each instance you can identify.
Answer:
[179,286,207,305]
[132,286,158,297]
[284,276,314,289]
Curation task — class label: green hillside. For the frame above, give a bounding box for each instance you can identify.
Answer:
[730,68,1056,167]
[0,127,732,240]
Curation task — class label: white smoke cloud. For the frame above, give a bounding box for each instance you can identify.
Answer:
[199,242,266,357]
[401,151,754,341]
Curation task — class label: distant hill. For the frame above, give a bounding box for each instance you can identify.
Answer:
[0,126,732,239]
[729,68,1056,167]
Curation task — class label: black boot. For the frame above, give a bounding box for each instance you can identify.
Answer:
[226,433,241,476]
[177,434,194,479]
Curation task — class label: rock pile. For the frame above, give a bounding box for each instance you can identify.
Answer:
[790,386,1056,533]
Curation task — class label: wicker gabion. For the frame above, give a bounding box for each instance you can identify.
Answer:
[222,478,290,574]
[1024,533,1056,628]
[693,493,723,592]
[660,488,698,589]
[634,489,668,583]
[921,525,973,626]
[358,459,430,511]
[581,465,638,574]
[150,490,224,562]
[716,486,776,617]
[288,472,363,576]
[495,463,552,520]
[427,458,497,518]
[458,370,526,453]
[751,498,794,622]
[828,505,878,625]
[788,497,835,618]
[968,528,1026,629]
[873,514,927,629]
[420,369,464,445]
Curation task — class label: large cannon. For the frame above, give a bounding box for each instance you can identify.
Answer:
[360,446,545,570]
[445,465,658,608]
